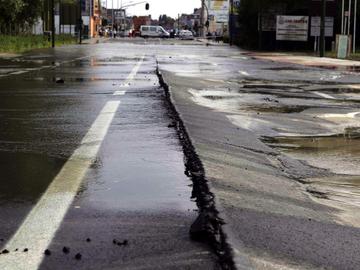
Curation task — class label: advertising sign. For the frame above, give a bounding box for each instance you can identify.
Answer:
[310,17,334,37]
[208,0,229,23]
[276,16,309,41]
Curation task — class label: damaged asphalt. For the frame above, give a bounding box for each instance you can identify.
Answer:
[1,38,360,270]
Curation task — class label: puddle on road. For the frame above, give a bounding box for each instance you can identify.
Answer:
[264,135,360,175]
[244,104,309,114]
[311,65,360,73]
[0,151,65,203]
[263,135,360,215]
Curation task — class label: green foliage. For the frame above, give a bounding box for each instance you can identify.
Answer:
[0,0,43,33]
[0,34,77,53]
[158,14,175,29]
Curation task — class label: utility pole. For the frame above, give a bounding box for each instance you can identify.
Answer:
[79,0,82,44]
[51,0,55,47]
[319,0,326,57]
[342,0,345,34]
[258,1,263,50]
[348,0,352,36]
[354,0,358,53]
[229,0,233,46]
[200,0,205,37]
[112,0,114,38]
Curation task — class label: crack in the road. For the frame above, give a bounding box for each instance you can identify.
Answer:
[156,65,236,270]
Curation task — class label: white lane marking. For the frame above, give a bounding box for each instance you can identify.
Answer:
[239,71,249,76]
[313,91,336,99]
[113,56,144,95]
[123,56,144,83]
[0,101,120,270]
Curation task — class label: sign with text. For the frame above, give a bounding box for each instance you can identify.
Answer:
[310,16,334,37]
[276,16,309,41]
[208,0,229,23]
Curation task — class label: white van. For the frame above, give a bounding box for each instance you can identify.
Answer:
[140,25,170,38]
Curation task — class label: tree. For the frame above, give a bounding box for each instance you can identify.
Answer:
[0,0,44,34]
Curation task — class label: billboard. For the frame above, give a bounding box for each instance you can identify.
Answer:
[208,0,229,23]
[276,16,309,41]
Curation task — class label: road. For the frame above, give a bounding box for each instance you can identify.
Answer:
[0,40,220,270]
[1,38,360,270]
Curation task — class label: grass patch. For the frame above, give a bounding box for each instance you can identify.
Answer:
[0,34,77,53]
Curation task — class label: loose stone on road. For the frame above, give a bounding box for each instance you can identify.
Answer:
[0,42,220,270]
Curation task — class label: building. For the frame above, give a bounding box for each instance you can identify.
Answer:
[230,0,339,50]
[32,0,102,38]
[90,0,102,37]
[106,9,127,30]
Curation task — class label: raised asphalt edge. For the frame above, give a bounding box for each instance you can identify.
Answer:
[156,63,240,270]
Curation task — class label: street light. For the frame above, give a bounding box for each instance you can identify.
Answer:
[51,0,55,47]
[354,0,358,53]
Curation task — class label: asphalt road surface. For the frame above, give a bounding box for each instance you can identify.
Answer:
[0,40,220,270]
[1,38,360,270]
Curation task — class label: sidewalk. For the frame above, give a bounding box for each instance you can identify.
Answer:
[82,37,110,45]
[244,51,360,69]
[196,38,227,46]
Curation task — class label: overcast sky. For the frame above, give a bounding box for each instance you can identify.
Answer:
[104,0,201,19]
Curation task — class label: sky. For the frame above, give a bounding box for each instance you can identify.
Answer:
[104,0,201,19]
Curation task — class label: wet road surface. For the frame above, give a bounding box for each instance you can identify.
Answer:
[0,41,219,269]
[155,41,360,269]
[2,38,360,270]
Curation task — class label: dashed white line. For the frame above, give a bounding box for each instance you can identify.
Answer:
[0,57,147,269]
[313,91,336,99]
[113,55,144,96]
[0,101,120,270]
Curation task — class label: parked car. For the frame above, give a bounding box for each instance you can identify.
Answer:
[179,30,194,40]
[140,25,170,38]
